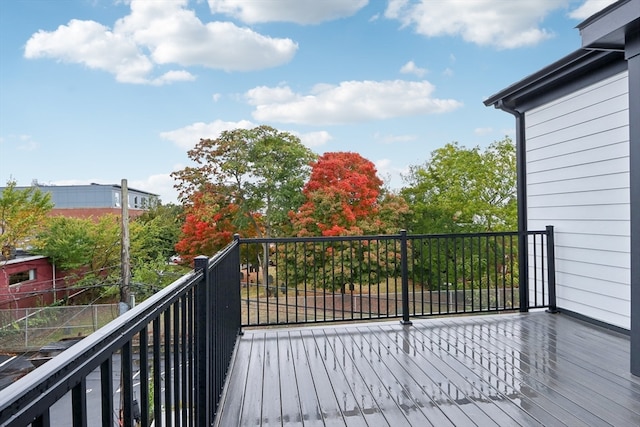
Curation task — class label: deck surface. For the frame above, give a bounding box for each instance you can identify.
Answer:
[215,312,640,426]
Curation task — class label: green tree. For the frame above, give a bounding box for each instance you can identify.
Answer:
[33,216,94,270]
[401,137,516,233]
[172,125,317,238]
[401,138,518,293]
[172,126,317,285]
[34,215,122,303]
[0,180,53,258]
[131,203,183,263]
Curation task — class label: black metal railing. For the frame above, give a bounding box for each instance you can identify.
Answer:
[0,241,241,427]
[238,227,556,327]
[0,227,555,426]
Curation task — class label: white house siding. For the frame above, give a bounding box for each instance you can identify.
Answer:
[525,71,630,329]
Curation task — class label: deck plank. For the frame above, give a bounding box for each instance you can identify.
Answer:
[261,334,283,426]
[215,313,640,427]
[464,315,640,424]
[286,331,325,427]
[326,328,413,426]
[277,332,304,425]
[436,317,594,426]
[352,325,457,427]
[298,329,347,427]
[215,334,253,425]
[398,322,529,426]
[238,333,265,427]
[369,323,547,427]
[314,328,389,426]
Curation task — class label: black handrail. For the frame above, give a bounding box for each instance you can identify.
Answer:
[0,240,241,427]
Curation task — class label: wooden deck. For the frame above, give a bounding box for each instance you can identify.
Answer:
[215,312,640,426]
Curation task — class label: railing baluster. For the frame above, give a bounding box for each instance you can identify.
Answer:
[173,301,180,426]
[180,296,188,427]
[100,356,113,427]
[32,409,50,427]
[186,288,194,427]
[71,379,87,427]
[122,341,134,427]
[400,230,411,325]
[546,225,558,313]
[153,316,162,426]
[164,310,172,427]
[139,328,149,427]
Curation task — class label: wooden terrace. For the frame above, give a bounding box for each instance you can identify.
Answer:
[215,312,640,427]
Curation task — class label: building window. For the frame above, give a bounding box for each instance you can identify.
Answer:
[9,269,36,286]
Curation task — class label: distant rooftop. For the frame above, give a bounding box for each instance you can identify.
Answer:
[1,183,159,210]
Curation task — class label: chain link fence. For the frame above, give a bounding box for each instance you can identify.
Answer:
[0,304,119,352]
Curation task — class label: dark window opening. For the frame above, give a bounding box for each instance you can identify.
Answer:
[9,269,36,286]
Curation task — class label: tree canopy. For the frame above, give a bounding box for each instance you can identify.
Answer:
[171,125,317,241]
[0,180,53,259]
[291,152,409,236]
[131,203,183,263]
[401,137,516,233]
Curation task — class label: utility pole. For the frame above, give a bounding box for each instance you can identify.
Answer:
[120,179,131,315]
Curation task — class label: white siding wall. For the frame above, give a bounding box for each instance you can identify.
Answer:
[525,71,630,329]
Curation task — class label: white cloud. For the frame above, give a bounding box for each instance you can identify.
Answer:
[4,134,40,151]
[160,119,255,150]
[385,0,569,49]
[374,158,407,190]
[568,0,618,19]
[24,0,297,84]
[296,131,333,148]
[131,172,180,205]
[246,80,462,125]
[400,60,427,77]
[373,132,417,144]
[25,19,155,84]
[208,0,368,24]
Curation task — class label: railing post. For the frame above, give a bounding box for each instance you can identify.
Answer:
[234,234,243,336]
[194,255,211,427]
[545,225,558,313]
[519,231,529,312]
[400,230,412,325]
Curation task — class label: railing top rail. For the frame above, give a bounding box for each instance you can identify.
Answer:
[0,264,205,424]
[205,238,239,265]
[238,229,545,244]
[408,230,520,239]
[237,234,399,244]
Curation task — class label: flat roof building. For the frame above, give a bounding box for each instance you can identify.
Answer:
[1,183,159,219]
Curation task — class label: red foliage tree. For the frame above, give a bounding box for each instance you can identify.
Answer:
[174,187,260,263]
[291,152,388,236]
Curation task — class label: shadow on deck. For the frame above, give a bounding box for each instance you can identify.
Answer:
[216,312,640,427]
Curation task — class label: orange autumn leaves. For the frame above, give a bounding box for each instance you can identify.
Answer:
[291,152,406,236]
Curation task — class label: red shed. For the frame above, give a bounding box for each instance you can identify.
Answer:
[0,256,55,309]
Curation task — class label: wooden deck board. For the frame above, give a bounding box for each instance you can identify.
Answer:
[457,315,640,425]
[215,312,640,427]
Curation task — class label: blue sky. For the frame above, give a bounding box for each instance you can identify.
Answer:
[0,0,618,204]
